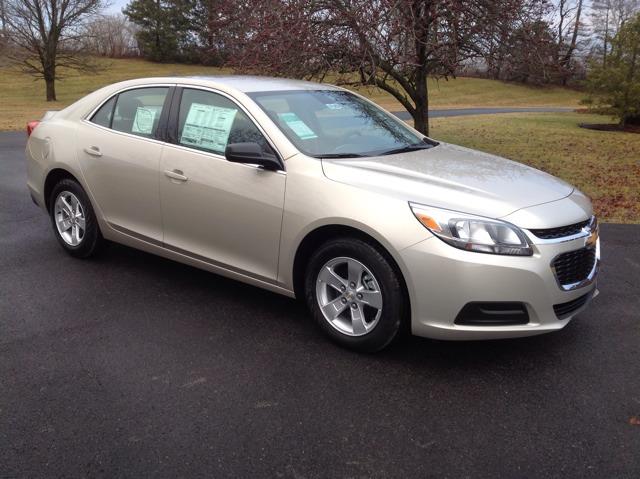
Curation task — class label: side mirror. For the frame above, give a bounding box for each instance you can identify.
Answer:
[225,142,282,171]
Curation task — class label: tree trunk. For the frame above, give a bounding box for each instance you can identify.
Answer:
[560,0,583,84]
[45,77,56,101]
[557,0,565,63]
[413,103,429,136]
[412,11,430,138]
[412,76,429,136]
[621,38,638,126]
[0,0,7,32]
[603,5,610,68]
[155,0,161,59]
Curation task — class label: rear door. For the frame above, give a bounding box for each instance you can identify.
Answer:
[159,87,286,281]
[77,86,173,242]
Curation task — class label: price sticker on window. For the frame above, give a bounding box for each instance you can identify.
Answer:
[131,107,157,134]
[180,103,238,152]
[278,112,318,140]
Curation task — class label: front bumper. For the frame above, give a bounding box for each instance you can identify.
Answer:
[400,232,599,340]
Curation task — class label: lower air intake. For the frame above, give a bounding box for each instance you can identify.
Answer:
[553,292,592,319]
[455,302,529,326]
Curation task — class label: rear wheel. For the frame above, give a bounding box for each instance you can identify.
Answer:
[49,178,104,258]
[305,237,406,352]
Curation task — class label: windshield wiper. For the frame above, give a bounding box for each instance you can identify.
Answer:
[377,143,434,156]
[317,153,366,158]
[317,139,438,159]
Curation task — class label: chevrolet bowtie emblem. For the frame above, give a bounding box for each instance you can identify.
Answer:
[585,226,599,248]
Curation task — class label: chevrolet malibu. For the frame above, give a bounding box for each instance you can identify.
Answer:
[25,77,600,351]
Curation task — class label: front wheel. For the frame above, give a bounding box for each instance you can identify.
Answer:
[305,237,406,352]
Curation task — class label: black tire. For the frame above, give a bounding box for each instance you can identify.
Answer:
[49,178,105,258]
[304,237,407,352]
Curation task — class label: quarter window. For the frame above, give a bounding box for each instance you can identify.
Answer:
[90,96,116,128]
[177,88,275,157]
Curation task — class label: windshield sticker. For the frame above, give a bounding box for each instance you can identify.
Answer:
[180,103,238,152]
[325,103,344,110]
[278,112,318,140]
[131,107,158,134]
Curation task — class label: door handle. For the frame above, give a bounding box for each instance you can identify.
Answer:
[164,169,188,182]
[84,146,102,157]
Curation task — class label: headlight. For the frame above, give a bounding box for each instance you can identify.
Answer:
[410,203,533,256]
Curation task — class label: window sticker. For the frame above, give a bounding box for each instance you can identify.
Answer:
[325,103,344,110]
[131,107,157,134]
[277,112,318,140]
[180,103,238,152]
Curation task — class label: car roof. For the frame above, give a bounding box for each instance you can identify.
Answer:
[185,75,341,93]
[84,76,343,105]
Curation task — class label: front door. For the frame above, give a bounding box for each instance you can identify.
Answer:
[159,87,286,281]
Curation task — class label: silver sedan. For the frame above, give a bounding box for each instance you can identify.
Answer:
[25,76,599,351]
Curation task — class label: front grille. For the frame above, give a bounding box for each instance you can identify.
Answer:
[553,292,592,319]
[530,219,590,239]
[552,247,597,287]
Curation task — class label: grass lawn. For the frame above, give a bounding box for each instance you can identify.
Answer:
[358,77,583,112]
[0,57,583,131]
[0,58,233,131]
[431,113,640,224]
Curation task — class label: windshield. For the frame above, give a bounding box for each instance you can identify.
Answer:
[248,89,436,158]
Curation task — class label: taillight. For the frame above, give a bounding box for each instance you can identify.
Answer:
[27,121,40,137]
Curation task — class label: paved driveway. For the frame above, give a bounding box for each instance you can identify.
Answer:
[1,131,639,478]
[391,107,574,120]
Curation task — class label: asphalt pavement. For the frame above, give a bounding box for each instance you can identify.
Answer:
[1,131,639,478]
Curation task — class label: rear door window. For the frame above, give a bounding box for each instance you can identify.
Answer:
[110,87,169,138]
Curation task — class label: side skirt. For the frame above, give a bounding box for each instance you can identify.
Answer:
[104,222,296,299]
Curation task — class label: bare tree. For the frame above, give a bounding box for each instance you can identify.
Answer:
[0,0,8,32]
[610,0,640,27]
[189,0,245,64]
[228,0,521,135]
[494,18,559,84]
[590,0,639,68]
[0,0,7,56]
[5,0,106,101]
[553,0,586,84]
[592,0,613,67]
[83,13,139,57]
[479,0,550,81]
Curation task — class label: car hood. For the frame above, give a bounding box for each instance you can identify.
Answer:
[321,142,574,219]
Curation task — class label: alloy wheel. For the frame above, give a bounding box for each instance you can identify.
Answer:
[315,256,383,336]
[54,191,86,246]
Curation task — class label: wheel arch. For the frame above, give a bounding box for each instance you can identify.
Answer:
[44,168,82,212]
[291,224,411,321]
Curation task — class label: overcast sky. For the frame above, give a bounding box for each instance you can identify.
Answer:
[106,0,130,14]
